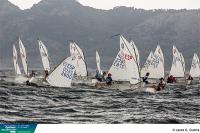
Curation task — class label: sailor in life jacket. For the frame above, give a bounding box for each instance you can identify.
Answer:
[143,72,150,84]
[167,75,176,83]
[156,78,166,91]
[95,70,102,82]
[106,73,113,85]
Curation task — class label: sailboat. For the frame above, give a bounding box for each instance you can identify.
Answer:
[13,38,29,83]
[46,56,76,87]
[169,46,185,78]
[38,40,50,72]
[69,41,87,78]
[190,53,200,78]
[96,35,142,90]
[169,46,185,85]
[29,40,51,85]
[147,45,164,79]
[120,35,140,85]
[188,53,200,84]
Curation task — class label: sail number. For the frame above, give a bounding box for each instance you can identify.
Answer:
[113,53,125,69]
[61,63,75,80]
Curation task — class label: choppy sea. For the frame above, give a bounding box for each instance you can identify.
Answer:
[0,70,199,124]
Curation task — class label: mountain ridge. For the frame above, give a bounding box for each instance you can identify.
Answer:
[0,0,200,71]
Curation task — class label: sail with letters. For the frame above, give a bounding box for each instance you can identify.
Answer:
[130,40,140,69]
[13,45,21,75]
[19,38,29,76]
[120,35,140,84]
[189,53,200,78]
[108,50,128,81]
[46,56,76,87]
[96,50,103,75]
[69,42,87,77]
[141,51,154,77]
[147,45,164,79]
[38,40,50,72]
[169,46,185,77]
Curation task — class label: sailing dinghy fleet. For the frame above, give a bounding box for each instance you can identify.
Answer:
[12,36,200,92]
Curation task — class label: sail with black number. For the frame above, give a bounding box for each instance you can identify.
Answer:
[147,45,164,79]
[46,56,76,87]
[189,53,200,78]
[141,51,154,77]
[19,38,29,76]
[96,50,102,75]
[13,45,21,75]
[38,40,50,72]
[169,46,185,77]
[108,50,128,81]
[69,42,87,77]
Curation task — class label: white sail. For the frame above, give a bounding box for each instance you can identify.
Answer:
[180,52,185,73]
[169,46,185,77]
[189,53,200,78]
[108,50,128,81]
[147,45,164,79]
[96,50,102,75]
[120,36,140,84]
[38,40,50,72]
[130,40,140,68]
[141,51,154,77]
[19,38,29,76]
[69,42,87,77]
[46,56,76,87]
[13,45,21,75]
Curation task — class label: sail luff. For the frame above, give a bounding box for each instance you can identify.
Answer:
[189,53,200,78]
[96,50,102,75]
[19,38,29,76]
[13,45,21,75]
[38,40,51,72]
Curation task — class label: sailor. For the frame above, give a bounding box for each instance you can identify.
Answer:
[106,73,113,85]
[95,70,102,82]
[167,75,176,83]
[30,71,36,78]
[143,72,150,84]
[44,70,49,80]
[102,71,107,81]
[156,78,166,91]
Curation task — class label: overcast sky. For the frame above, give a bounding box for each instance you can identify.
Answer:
[8,0,200,10]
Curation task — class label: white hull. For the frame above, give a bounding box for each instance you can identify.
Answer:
[15,75,28,84]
